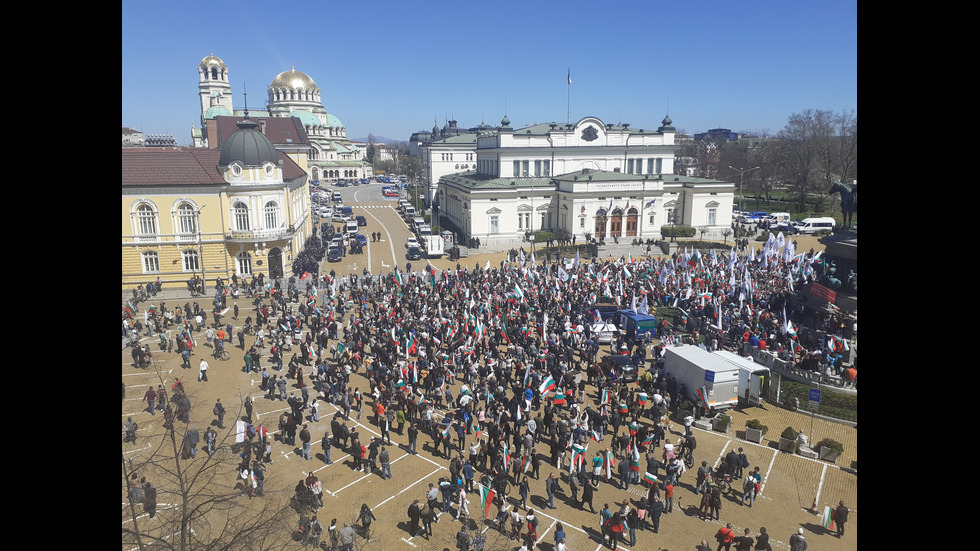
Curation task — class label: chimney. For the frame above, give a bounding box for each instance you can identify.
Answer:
[259,119,267,135]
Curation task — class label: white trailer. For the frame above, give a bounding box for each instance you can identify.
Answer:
[714,349,771,407]
[662,344,740,412]
[424,235,444,258]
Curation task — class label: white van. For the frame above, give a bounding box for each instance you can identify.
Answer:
[404,206,416,219]
[332,191,342,203]
[797,217,836,234]
[345,219,359,236]
[412,216,425,231]
[764,212,791,224]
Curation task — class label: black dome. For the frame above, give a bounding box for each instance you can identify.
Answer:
[219,119,279,167]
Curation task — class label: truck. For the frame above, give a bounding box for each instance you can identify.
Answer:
[714,349,771,407]
[616,310,657,340]
[423,235,444,258]
[662,344,741,412]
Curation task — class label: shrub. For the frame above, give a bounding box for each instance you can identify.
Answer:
[661,225,696,238]
[714,415,731,431]
[780,426,799,440]
[815,438,844,454]
[746,419,768,434]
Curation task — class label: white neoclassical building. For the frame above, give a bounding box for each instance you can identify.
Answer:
[435,115,735,246]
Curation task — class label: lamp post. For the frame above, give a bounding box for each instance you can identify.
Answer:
[728,165,759,212]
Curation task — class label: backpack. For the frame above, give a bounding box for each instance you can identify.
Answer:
[739,454,749,468]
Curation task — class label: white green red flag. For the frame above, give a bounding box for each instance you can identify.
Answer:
[480,484,496,518]
[539,375,556,394]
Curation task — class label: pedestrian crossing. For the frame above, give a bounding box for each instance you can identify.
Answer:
[351,205,394,209]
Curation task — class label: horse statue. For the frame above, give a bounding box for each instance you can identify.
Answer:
[828,181,857,229]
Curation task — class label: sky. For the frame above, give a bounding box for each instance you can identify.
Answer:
[122,0,857,145]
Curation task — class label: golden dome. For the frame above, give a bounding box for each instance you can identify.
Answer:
[270,68,318,91]
[200,54,227,69]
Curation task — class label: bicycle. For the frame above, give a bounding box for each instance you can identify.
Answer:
[213,346,230,361]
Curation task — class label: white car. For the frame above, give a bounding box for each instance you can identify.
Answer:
[590,322,619,344]
[405,237,419,249]
[319,206,333,217]
[331,213,351,223]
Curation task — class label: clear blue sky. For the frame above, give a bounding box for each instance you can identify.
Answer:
[122,0,856,145]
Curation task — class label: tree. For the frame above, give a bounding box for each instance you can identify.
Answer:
[122,379,293,551]
[778,109,838,212]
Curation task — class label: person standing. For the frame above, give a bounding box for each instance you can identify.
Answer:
[736,447,749,478]
[199,358,209,381]
[788,528,807,551]
[300,424,312,460]
[408,423,419,454]
[338,522,355,551]
[664,479,674,514]
[421,501,435,539]
[626,507,639,547]
[408,499,422,538]
[545,472,559,509]
[380,446,392,479]
[205,427,217,456]
[142,481,157,518]
[182,426,200,458]
[244,396,253,424]
[213,399,225,429]
[716,523,736,551]
[580,476,596,513]
[142,387,157,415]
[321,431,332,465]
[734,528,754,551]
[833,500,849,538]
[518,475,530,510]
[754,527,771,551]
[649,494,664,533]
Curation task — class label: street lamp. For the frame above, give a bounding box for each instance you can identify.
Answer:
[728,165,759,212]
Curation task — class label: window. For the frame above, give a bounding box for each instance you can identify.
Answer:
[656,158,663,174]
[264,201,279,229]
[580,217,585,228]
[649,214,656,224]
[236,251,252,275]
[233,201,250,231]
[489,215,499,234]
[535,160,542,176]
[513,161,520,177]
[141,251,160,273]
[627,159,635,174]
[137,204,156,235]
[648,158,655,174]
[182,249,200,272]
[522,161,529,177]
[708,208,717,225]
[542,160,550,176]
[177,203,196,234]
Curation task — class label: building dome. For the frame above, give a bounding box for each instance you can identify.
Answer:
[200,54,227,70]
[270,69,318,91]
[326,113,345,128]
[219,119,280,168]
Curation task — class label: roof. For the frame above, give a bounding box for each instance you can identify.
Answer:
[440,168,651,190]
[121,148,306,187]
[211,116,310,147]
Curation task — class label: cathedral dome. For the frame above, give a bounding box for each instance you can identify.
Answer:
[270,69,318,91]
[219,119,279,168]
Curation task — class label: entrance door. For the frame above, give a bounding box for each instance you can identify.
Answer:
[626,208,638,236]
[594,210,607,239]
[268,247,283,279]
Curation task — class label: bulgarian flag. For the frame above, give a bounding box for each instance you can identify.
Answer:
[553,389,566,406]
[591,429,602,443]
[396,379,406,389]
[570,443,587,475]
[604,450,616,480]
[539,375,556,394]
[394,270,405,286]
[406,333,418,356]
[480,484,496,518]
[628,422,638,437]
[821,505,836,530]
[219,307,230,316]
[618,402,629,414]
[441,425,452,440]
[637,392,648,406]
[640,433,655,448]
[643,471,658,484]
[124,305,135,317]
[630,443,641,472]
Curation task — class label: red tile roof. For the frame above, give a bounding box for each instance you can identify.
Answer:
[121,148,307,187]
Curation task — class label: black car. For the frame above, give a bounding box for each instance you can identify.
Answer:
[771,222,797,235]
[602,354,638,383]
[356,215,367,227]
[327,247,343,262]
[406,246,422,261]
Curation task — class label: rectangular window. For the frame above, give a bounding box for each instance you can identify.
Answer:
[708,208,717,225]
[656,158,663,174]
[580,217,585,228]
[490,215,499,234]
[513,161,520,177]
[627,159,634,174]
[518,214,523,230]
[543,160,550,176]
[534,160,541,176]
[522,160,529,177]
[182,249,200,272]
[141,251,160,273]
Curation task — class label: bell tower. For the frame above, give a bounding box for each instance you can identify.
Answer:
[198,54,233,123]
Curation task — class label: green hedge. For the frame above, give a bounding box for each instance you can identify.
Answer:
[661,225,696,238]
[778,379,857,422]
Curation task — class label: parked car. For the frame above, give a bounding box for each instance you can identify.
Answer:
[353,234,367,246]
[331,213,351,223]
[771,221,797,234]
[327,246,343,262]
[602,354,638,383]
[384,189,399,197]
[405,237,419,249]
[356,215,367,227]
[590,322,619,344]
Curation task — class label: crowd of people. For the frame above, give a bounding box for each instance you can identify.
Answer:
[125,239,854,548]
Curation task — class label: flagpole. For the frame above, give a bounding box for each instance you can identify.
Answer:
[566,68,571,124]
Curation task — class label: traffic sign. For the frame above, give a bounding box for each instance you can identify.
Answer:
[704,370,715,383]
[808,388,821,411]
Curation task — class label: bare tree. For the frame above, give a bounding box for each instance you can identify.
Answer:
[778,109,838,212]
[123,378,293,551]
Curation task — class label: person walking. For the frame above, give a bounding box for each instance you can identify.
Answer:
[359,503,377,542]
[142,387,157,415]
[832,500,849,538]
[213,399,226,429]
[199,358,209,381]
[142,481,157,518]
[338,522,355,551]
[205,427,217,456]
[545,472,560,509]
[581,476,596,513]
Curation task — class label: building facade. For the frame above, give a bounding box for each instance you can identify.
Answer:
[436,115,735,246]
[123,117,311,290]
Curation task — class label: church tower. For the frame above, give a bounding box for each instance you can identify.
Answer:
[198,55,233,126]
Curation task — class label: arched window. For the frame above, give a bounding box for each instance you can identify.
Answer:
[182,249,200,272]
[141,251,160,273]
[236,251,252,275]
[176,203,196,235]
[137,204,157,235]
[233,201,250,231]
[210,67,218,80]
[264,201,279,229]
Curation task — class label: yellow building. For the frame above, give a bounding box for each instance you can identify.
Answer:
[122,117,312,291]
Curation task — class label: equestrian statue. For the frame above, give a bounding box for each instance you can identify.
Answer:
[828,181,857,230]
